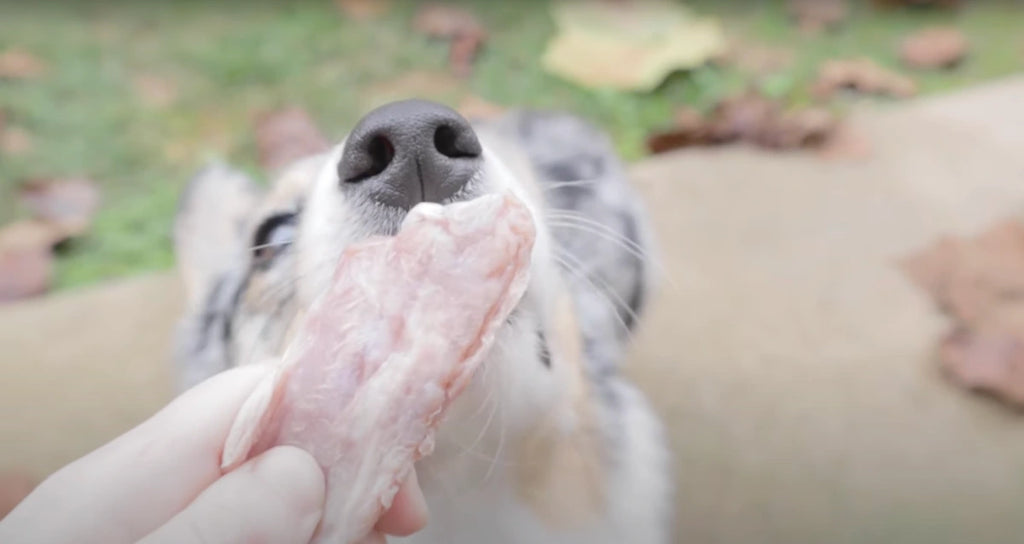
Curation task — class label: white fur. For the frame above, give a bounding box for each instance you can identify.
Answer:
[175,113,672,543]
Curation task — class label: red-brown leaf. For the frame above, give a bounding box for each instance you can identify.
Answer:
[787,0,848,34]
[903,220,1024,409]
[335,0,392,21]
[413,3,487,77]
[0,48,47,80]
[18,178,101,239]
[413,3,486,39]
[254,107,331,174]
[0,248,53,303]
[0,125,34,156]
[900,27,969,70]
[812,58,917,100]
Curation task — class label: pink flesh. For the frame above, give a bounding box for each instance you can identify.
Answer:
[221,193,535,543]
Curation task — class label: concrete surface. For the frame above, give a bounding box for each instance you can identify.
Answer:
[4,76,1024,542]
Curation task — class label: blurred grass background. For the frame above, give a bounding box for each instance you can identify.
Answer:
[0,0,1021,289]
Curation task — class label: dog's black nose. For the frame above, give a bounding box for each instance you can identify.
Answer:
[337,99,482,209]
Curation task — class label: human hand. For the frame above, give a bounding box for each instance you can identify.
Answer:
[0,364,428,544]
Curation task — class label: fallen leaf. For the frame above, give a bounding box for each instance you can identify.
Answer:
[0,48,47,80]
[812,58,917,100]
[900,27,969,70]
[708,92,782,143]
[254,107,330,174]
[18,178,101,239]
[0,125,33,156]
[756,107,838,150]
[872,0,962,8]
[939,325,1024,407]
[132,74,178,108]
[0,470,37,520]
[542,0,726,91]
[0,220,65,252]
[0,248,53,302]
[456,94,506,121]
[902,220,1024,409]
[413,3,486,39]
[335,0,392,21]
[817,124,873,161]
[413,3,488,77]
[787,0,848,34]
[449,33,485,78]
[646,92,839,154]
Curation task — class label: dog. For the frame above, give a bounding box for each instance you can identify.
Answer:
[173,100,672,543]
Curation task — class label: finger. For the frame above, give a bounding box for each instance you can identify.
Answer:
[1,364,273,543]
[353,531,387,544]
[374,469,428,537]
[137,446,324,544]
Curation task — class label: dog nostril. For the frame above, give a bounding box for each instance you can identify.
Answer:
[433,125,480,159]
[346,135,395,183]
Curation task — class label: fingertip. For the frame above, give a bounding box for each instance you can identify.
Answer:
[137,446,326,544]
[375,469,428,537]
[250,446,326,526]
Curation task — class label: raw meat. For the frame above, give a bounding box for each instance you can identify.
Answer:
[220,193,535,543]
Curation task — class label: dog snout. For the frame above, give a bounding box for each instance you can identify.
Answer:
[337,99,482,209]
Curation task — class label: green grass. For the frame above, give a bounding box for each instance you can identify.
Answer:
[0,0,1021,290]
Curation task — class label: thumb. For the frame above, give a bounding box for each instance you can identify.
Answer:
[137,446,325,544]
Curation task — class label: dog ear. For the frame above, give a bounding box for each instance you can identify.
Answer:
[174,161,261,311]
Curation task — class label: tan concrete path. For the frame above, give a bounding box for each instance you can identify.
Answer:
[4,76,1024,542]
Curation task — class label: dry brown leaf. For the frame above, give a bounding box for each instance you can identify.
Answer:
[254,107,331,174]
[708,92,782,143]
[900,27,969,70]
[901,221,1024,324]
[413,3,488,77]
[757,107,838,150]
[787,0,848,34]
[812,58,917,100]
[817,125,873,161]
[0,48,47,80]
[902,220,1024,409]
[449,33,485,78]
[646,93,838,154]
[0,220,65,252]
[0,248,53,303]
[413,3,486,39]
[18,178,101,239]
[132,74,178,108]
[0,125,34,156]
[939,326,1024,407]
[872,0,961,8]
[0,470,37,520]
[335,0,392,21]
[456,94,506,121]
[646,106,717,154]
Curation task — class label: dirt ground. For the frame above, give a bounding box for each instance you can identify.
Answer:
[4,77,1024,543]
